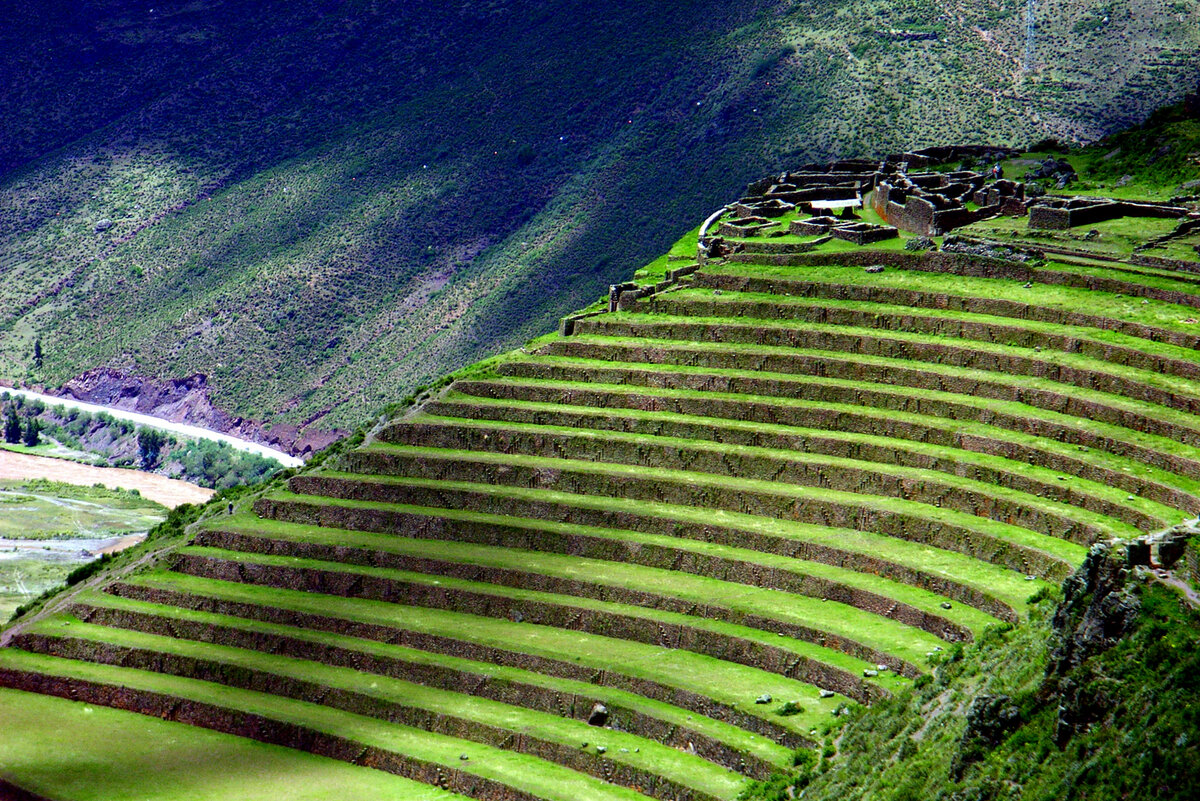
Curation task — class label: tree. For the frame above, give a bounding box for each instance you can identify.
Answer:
[32,338,42,369]
[21,417,40,447]
[137,428,166,469]
[3,407,20,444]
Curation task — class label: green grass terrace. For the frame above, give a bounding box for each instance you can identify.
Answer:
[6,199,1200,800]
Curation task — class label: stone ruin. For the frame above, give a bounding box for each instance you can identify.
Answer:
[714,145,1032,242]
[718,144,1197,242]
[1028,197,1189,230]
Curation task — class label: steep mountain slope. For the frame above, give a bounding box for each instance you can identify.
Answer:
[2,0,1199,448]
[4,119,1200,798]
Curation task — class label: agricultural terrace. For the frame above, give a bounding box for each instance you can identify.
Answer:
[3,148,1200,801]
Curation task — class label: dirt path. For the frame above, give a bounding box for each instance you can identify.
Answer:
[1157,572,1200,610]
[0,450,213,509]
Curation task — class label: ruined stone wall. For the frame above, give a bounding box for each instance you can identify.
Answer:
[872,188,936,235]
[1030,200,1188,230]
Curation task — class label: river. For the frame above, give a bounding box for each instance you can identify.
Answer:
[1,387,303,467]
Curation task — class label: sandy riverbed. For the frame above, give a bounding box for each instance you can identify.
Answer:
[0,451,214,509]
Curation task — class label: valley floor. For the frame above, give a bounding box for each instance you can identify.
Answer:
[0,451,213,509]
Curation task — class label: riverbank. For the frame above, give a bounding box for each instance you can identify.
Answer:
[1,388,303,468]
[0,451,214,509]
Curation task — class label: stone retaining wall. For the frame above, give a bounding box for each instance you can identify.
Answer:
[0,667,547,801]
[172,551,890,704]
[106,581,808,749]
[420,398,1198,516]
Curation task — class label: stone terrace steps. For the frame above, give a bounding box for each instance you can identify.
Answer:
[64,588,792,775]
[164,544,904,702]
[534,338,1200,450]
[106,571,829,749]
[724,251,1200,311]
[188,515,949,674]
[240,502,995,637]
[339,443,1110,560]
[291,470,1083,581]
[470,362,1200,482]
[367,424,1166,534]
[416,396,1200,515]
[253,492,1026,625]
[640,290,1200,383]
[0,648,682,801]
[12,246,1200,801]
[378,415,1176,532]
[574,314,1200,417]
[10,619,743,801]
[693,266,1200,352]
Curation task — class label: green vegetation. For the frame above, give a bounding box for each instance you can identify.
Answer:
[2,0,1197,442]
[0,480,167,620]
[743,561,1200,801]
[0,688,464,801]
[5,94,1200,801]
[0,394,283,488]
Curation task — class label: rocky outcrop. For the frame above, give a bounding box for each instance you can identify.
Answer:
[1047,544,1141,745]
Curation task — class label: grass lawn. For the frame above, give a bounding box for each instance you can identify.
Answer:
[0,481,166,539]
[121,570,847,731]
[76,586,795,766]
[0,687,463,801]
[958,214,1181,259]
[27,616,747,799]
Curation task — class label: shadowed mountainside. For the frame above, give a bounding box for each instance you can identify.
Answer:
[2,0,1199,447]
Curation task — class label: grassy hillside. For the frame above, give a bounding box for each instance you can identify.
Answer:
[4,118,1200,798]
[745,552,1200,801]
[2,0,1198,442]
